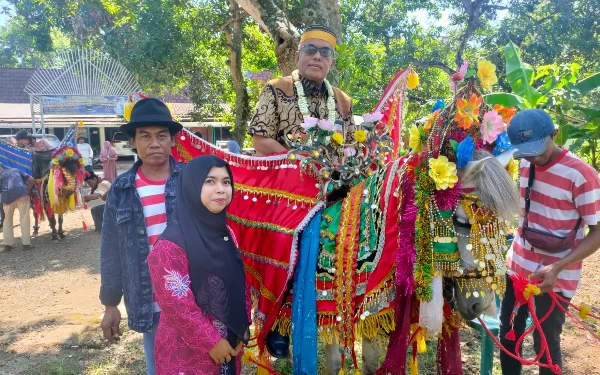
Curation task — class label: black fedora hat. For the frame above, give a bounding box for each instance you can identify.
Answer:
[119,98,183,136]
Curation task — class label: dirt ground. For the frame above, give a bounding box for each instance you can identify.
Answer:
[0,200,599,374]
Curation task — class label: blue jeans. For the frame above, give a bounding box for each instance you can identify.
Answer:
[142,312,160,375]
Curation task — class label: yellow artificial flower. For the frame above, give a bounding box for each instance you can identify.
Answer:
[353,129,367,143]
[331,133,344,145]
[79,158,86,166]
[507,158,519,180]
[409,125,423,153]
[52,158,60,166]
[65,148,74,157]
[477,60,498,91]
[579,303,591,320]
[408,71,419,89]
[428,156,458,190]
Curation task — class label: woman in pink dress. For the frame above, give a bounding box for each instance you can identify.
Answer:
[99,141,118,182]
[148,155,251,375]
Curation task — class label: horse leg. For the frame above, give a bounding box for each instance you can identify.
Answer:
[362,336,386,375]
[32,209,39,237]
[46,207,58,240]
[324,343,343,375]
[57,215,65,238]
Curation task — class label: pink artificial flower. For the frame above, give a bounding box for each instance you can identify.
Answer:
[301,116,319,130]
[480,110,504,144]
[318,119,335,131]
[344,147,357,157]
[450,61,469,91]
[459,61,469,77]
[363,112,384,123]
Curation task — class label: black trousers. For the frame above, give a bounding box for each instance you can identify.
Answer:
[499,274,570,375]
[91,204,105,233]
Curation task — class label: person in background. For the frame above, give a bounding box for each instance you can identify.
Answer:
[501,109,600,375]
[14,130,55,152]
[148,155,250,375]
[77,137,94,173]
[84,171,112,233]
[226,139,241,154]
[193,131,203,139]
[0,167,35,251]
[99,98,183,375]
[99,141,118,183]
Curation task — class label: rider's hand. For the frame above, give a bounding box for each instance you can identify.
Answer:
[209,339,237,364]
[529,264,560,294]
[101,306,122,343]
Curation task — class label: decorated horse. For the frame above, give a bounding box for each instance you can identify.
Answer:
[172,64,598,374]
[34,145,87,239]
[0,126,83,239]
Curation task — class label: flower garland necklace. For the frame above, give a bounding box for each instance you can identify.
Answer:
[292,70,336,123]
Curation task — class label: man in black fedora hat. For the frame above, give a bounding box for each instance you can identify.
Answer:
[99,98,183,375]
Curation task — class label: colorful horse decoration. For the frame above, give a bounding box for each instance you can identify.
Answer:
[0,125,83,239]
[172,63,599,374]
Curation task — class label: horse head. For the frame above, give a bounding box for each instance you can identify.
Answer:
[451,149,519,320]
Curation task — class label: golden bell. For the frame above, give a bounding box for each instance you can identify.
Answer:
[124,95,134,121]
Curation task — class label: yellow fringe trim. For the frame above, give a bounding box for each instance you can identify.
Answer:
[355,307,396,340]
[271,316,292,337]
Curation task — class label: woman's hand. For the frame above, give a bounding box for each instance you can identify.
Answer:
[209,338,237,364]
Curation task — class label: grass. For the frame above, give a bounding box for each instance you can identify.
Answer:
[44,358,80,375]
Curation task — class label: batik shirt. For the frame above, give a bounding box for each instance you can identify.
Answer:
[248,75,355,149]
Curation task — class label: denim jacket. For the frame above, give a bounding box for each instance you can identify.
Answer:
[99,157,183,333]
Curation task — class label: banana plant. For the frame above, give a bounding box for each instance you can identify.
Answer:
[484,41,600,169]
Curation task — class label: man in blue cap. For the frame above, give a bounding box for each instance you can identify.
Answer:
[501,109,600,374]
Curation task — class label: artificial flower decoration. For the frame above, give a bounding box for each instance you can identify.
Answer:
[450,61,469,90]
[79,158,86,166]
[454,93,482,129]
[318,119,335,131]
[492,131,514,155]
[409,125,424,153]
[494,104,517,123]
[363,112,384,123]
[65,148,74,157]
[480,110,505,144]
[428,156,458,190]
[477,60,498,91]
[456,136,475,168]
[425,109,440,132]
[432,100,445,112]
[354,129,367,143]
[331,133,344,145]
[579,302,591,320]
[343,147,357,157]
[301,116,319,130]
[507,158,519,180]
[408,71,420,89]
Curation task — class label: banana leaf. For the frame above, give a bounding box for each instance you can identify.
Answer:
[484,92,526,109]
[504,41,543,107]
[574,72,600,95]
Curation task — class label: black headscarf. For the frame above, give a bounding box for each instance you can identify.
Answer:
[159,155,250,350]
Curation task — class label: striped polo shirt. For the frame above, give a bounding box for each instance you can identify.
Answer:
[507,148,600,297]
[135,169,168,249]
[136,169,168,312]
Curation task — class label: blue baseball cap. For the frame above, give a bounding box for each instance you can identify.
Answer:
[507,109,556,158]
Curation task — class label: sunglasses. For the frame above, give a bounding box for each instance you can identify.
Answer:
[300,44,335,58]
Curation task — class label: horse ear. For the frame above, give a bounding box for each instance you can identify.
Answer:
[495,149,516,168]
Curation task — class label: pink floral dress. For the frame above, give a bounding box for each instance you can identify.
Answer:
[148,234,251,375]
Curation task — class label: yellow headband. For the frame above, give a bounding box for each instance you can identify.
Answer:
[300,30,337,47]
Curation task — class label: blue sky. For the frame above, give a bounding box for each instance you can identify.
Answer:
[0,0,11,27]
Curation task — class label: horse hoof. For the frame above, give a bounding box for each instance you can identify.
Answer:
[51,234,58,240]
[58,232,66,239]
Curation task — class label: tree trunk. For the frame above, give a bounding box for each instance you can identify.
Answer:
[224,0,251,145]
[233,0,342,78]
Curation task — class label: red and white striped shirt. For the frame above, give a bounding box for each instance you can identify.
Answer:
[507,149,600,297]
[136,170,167,250]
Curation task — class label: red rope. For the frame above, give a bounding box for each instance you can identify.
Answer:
[514,297,555,363]
[476,315,561,374]
[551,291,600,320]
